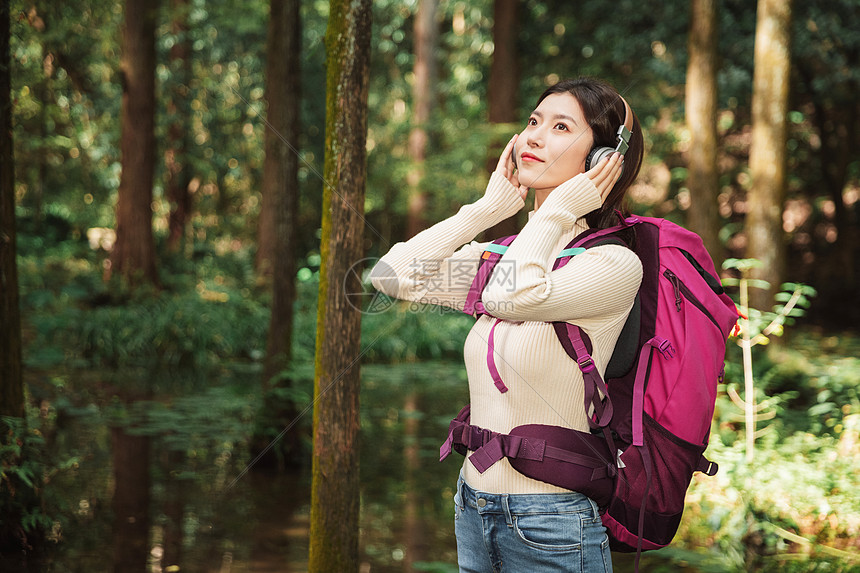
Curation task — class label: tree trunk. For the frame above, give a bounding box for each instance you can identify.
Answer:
[250,0,304,470]
[0,0,23,421]
[165,0,193,253]
[406,0,439,238]
[261,0,301,387]
[108,0,158,285]
[308,0,372,570]
[255,0,301,279]
[485,0,521,240]
[112,427,151,573]
[685,0,722,262]
[746,0,793,311]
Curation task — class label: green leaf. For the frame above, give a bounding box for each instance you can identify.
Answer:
[747,279,772,290]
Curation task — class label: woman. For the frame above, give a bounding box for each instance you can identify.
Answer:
[371,77,644,572]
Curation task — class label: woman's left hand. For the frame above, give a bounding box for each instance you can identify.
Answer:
[585,152,624,201]
[495,134,529,200]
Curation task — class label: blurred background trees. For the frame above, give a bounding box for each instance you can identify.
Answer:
[2,0,860,570]
[6,0,859,321]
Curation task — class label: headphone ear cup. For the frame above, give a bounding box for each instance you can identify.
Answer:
[586,146,624,175]
[585,146,608,171]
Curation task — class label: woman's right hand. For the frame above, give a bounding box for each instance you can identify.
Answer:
[494,134,529,201]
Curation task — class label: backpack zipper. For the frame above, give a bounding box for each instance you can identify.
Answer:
[663,269,721,331]
[666,270,682,310]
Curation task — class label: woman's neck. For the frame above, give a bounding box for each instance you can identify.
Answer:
[533,187,553,212]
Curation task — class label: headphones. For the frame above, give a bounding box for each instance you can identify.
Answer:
[513,95,634,174]
[584,95,633,172]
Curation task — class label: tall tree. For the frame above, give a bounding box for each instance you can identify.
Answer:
[0,0,23,421]
[685,0,721,261]
[746,0,793,310]
[261,0,301,385]
[108,0,158,285]
[165,0,193,252]
[308,0,372,569]
[405,0,439,238]
[252,0,304,468]
[485,0,521,240]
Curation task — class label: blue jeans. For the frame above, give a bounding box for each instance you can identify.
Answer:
[453,474,613,573]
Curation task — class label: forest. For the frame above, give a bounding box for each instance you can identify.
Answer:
[1,0,859,571]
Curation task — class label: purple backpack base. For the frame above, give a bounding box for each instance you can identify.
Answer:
[439,216,739,568]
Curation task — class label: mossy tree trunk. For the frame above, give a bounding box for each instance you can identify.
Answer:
[308,0,372,570]
[746,0,793,310]
[685,0,722,262]
[0,0,23,422]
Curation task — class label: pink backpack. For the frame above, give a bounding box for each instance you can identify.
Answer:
[440,216,739,564]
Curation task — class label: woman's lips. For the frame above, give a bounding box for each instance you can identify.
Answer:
[521,153,543,163]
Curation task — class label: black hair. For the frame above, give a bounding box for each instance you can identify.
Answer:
[535,77,644,233]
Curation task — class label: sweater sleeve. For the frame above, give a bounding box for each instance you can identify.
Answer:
[370,172,525,311]
[482,173,643,324]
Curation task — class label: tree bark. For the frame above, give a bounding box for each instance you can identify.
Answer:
[256,2,301,280]
[108,0,158,285]
[746,0,793,311]
[485,0,521,240]
[165,0,193,253]
[111,427,151,573]
[261,0,301,386]
[250,0,305,470]
[0,0,24,421]
[685,0,722,262]
[406,0,439,238]
[308,0,372,570]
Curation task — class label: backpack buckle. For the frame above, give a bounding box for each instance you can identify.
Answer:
[577,356,595,372]
[657,338,675,358]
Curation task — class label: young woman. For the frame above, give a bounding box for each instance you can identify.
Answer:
[371,77,645,572]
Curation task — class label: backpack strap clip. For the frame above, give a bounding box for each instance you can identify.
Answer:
[577,355,595,372]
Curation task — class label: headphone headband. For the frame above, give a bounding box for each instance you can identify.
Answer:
[615,95,633,155]
[583,93,635,172]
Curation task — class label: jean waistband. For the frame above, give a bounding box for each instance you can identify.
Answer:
[456,474,601,521]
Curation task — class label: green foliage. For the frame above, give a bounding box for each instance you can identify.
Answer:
[360,300,475,363]
[722,258,817,343]
[1,417,58,553]
[30,284,267,374]
[672,422,860,572]
[18,226,268,379]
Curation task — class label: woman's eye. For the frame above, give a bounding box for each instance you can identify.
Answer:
[527,117,537,126]
[555,123,569,131]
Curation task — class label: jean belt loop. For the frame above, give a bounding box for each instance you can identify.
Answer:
[456,474,466,511]
[502,494,513,527]
[588,496,600,520]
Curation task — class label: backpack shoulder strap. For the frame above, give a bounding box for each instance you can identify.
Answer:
[552,230,642,394]
[463,235,517,316]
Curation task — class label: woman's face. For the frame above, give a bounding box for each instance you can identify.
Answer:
[515,92,594,193]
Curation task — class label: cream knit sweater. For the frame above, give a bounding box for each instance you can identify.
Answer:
[371,171,643,494]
